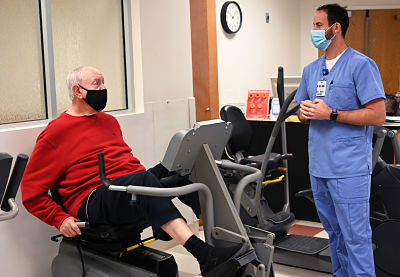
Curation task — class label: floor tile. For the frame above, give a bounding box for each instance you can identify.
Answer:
[167,221,331,276]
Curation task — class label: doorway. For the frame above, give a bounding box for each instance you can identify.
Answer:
[319,9,400,100]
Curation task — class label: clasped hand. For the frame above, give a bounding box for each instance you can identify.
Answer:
[299,99,331,120]
[59,216,82,237]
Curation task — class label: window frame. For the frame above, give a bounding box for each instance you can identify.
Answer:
[0,0,135,128]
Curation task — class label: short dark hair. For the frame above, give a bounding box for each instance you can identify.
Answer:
[317,4,349,37]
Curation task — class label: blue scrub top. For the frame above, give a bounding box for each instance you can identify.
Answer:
[295,47,385,178]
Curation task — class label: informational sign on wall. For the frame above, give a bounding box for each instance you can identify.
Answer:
[246,90,270,119]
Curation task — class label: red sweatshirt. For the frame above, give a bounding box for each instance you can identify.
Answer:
[21,112,146,229]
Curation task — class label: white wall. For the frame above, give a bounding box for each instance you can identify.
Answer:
[0,0,195,276]
[300,0,400,69]
[3,1,399,276]
[139,0,194,103]
[217,0,400,110]
[217,0,302,108]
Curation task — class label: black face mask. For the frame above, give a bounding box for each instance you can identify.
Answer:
[78,84,107,112]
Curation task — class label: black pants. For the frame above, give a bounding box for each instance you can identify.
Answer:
[77,164,200,240]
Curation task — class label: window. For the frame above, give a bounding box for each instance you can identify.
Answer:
[0,0,131,125]
[0,0,46,124]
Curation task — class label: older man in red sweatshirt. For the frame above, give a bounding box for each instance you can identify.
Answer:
[21,66,240,276]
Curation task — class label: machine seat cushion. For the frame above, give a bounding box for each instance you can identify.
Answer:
[240,152,282,170]
[81,220,150,241]
[72,220,151,257]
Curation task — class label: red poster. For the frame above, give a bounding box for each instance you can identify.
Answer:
[246,90,270,119]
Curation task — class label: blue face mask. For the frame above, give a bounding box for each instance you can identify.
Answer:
[311,24,335,51]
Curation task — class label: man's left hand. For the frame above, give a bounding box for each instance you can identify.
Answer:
[301,99,331,120]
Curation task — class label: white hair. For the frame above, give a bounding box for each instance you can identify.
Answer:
[66,66,85,100]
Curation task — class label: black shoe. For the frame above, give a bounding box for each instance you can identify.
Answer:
[201,258,239,277]
[200,244,243,276]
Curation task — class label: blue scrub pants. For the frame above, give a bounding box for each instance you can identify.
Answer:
[310,175,375,277]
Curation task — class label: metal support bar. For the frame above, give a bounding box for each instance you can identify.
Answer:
[217,160,263,212]
[280,121,290,213]
[388,129,400,163]
[372,127,387,170]
[108,183,214,243]
[244,225,275,246]
[212,227,248,244]
[0,199,18,221]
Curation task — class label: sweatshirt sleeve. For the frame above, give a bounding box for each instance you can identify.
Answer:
[21,135,70,229]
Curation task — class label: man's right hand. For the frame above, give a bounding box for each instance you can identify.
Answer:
[298,100,312,124]
[59,216,82,237]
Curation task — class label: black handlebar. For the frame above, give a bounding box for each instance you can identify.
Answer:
[98,152,112,188]
[270,89,299,139]
[0,153,13,206]
[277,66,285,107]
[1,153,29,212]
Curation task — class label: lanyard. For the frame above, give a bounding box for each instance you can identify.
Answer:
[321,58,329,81]
[322,68,329,81]
[317,63,330,97]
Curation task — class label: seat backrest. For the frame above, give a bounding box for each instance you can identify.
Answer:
[220,105,253,156]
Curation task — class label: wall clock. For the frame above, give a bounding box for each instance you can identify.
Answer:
[220,1,242,34]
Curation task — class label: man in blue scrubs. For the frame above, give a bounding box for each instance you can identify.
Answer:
[295,4,386,277]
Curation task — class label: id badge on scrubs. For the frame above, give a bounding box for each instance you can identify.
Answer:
[316,80,326,97]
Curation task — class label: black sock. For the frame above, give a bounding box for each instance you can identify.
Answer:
[183,234,243,275]
[183,234,212,265]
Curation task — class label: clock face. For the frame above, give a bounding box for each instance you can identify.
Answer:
[221,1,242,34]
